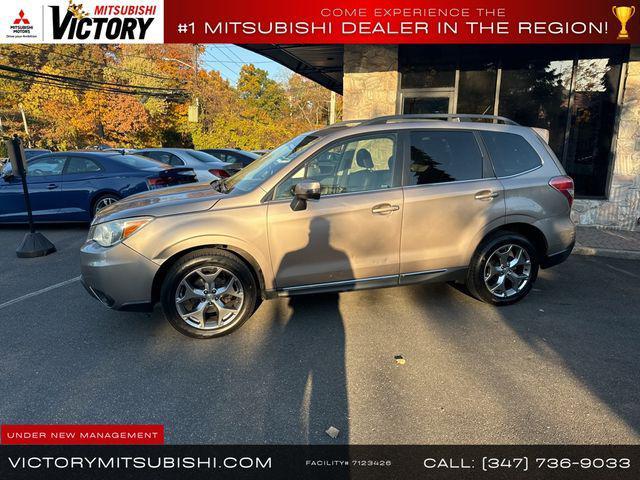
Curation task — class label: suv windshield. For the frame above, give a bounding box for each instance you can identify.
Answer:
[221,133,320,193]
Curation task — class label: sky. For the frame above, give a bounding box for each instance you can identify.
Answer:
[201,44,292,84]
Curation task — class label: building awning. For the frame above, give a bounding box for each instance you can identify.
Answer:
[239,44,344,94]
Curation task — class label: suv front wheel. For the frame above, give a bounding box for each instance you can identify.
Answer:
[160,249,258,338]
[466,232,539,305]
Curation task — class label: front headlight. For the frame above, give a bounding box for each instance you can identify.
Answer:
[89,217,153,247]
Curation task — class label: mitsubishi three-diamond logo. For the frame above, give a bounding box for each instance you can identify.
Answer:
[13,10,30,24]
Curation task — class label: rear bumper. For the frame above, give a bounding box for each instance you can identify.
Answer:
[533,215,576,269]
[80,240,159,310]
[541,240,575,269]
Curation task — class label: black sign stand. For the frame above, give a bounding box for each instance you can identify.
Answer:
[5,135,56,258]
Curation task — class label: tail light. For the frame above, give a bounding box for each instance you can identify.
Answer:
[549,176,574,208]
[209,168,230,178]
[147,177,170,189]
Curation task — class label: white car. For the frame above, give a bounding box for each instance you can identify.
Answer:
[133,148,241,182]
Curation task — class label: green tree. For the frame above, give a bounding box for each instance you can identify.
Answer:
[237,64,287,119]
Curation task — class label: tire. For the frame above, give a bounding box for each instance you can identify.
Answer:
[465,232,539,306]
[92,193,120,217]
[160,248,258,339]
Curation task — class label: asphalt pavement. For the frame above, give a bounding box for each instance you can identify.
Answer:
[0,226,639,444]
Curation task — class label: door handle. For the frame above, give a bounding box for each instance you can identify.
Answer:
[47,184,59,190]
[474,190,499,201]
[371,203,400,215]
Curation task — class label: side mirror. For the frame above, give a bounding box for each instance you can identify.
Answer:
[290,181,321,211]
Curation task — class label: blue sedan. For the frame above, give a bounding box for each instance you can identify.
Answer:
[0,151,197,223]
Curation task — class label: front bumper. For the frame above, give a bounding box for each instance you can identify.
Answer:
[80,240,159,311]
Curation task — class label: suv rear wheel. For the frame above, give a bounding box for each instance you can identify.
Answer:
[160,249,258,338]
[466,232,539,305]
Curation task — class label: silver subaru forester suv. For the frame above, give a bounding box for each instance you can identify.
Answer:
[81,115,576,338]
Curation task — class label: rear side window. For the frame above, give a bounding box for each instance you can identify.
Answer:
[213,152,228,162]
[166,154,184,166]
[406,130,483,186]
[66,157,102,174]
[141,151,184,166]
[185,150,220,163]
[481,131,542,177]
[112,154,166,169]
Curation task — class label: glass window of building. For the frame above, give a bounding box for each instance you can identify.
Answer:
[497,59,573,159]
[563,59,622,197]
[398,45,626,198]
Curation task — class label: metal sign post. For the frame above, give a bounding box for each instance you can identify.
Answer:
[5,135,56,258]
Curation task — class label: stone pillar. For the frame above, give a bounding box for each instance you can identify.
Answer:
[342,45,399,120]
[572,61,640,231]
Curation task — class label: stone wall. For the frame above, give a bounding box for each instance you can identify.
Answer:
[572,61,640,231]
[342,45,399,120]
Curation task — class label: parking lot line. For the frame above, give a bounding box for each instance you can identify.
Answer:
[0,276,81,310]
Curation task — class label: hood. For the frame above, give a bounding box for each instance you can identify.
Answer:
[94,182,224,224]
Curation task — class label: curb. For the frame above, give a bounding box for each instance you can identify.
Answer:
[572,246,640,260]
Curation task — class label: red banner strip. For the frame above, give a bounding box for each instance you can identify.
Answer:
[164,0,639,44]
[1,424,164,445]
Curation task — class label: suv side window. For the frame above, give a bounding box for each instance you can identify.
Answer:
[65,157,102,174]
[274,134,397,200]
[406,130,484,186]
[480,131,542,177]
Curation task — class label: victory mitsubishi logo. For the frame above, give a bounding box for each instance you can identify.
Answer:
[50,0,157,40]
[13,10,30,24]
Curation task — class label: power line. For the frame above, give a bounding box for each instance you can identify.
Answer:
[0,65,187,101]
[202,59,273,65]
[0,64,185,93]
[202,52,239,77]
[209,45,236,62]
[0,73,184,100]
[220,44,245,63]
[15,45,183,84]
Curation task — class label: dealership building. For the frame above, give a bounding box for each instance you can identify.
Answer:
[247,44,640,231]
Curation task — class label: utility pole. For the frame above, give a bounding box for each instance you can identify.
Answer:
[193,43,199,79]
[329,91,337,125]
[18,103,31,146]
[193,44,199,120]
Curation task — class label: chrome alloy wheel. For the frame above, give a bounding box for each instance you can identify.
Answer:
[483,244,532,299]
[174,266,244,330]
[95,196,118,212]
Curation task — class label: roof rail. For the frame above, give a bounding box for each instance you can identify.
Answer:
[361,114,519,126]
[326,119,367,128]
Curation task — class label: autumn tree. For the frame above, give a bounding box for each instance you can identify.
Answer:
[0,44,341,153]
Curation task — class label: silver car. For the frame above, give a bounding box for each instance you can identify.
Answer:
[81,115,576,339]
[133,148,241,183]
